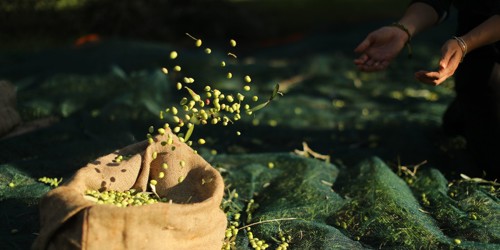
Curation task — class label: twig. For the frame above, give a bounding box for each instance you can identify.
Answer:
[185,33,198,41]
[238,218,298,230]
[294,142,330,162]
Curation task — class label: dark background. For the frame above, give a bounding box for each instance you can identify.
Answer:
[0,0,408,51]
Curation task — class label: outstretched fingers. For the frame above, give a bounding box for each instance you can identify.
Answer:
[415,71,440,85]
[354,54,369,65]
[354,38,372,54]
[357,60,389,72]
[416,42,463,86]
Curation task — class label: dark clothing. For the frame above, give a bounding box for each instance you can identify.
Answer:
[412,0,500,20]
[412,0,500,178]
[450,47,500,178]
[411,0,500,61]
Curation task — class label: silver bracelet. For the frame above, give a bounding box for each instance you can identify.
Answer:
[452,36,467,62]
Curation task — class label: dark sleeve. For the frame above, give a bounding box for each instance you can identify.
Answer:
[490,0,500,15]
[410,0,453,23]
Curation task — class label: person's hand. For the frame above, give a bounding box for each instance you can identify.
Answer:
[415,39,464,85]
[354,26,409,72]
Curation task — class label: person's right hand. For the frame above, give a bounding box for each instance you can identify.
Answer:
[354,26,410,72]
[414,38,464,85]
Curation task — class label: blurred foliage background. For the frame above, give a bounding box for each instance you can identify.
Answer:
[0,0,408,51]
[0,0,464,175]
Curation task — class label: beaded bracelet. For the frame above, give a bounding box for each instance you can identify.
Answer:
[452,36,467,62]
[390,22,412,58]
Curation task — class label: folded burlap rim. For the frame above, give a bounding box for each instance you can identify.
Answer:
[33,128,227,250]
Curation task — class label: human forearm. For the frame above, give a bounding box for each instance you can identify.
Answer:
[460,15,500,52]
[414,15,500,86]
[398,2,440,37]
[353,2,443,72]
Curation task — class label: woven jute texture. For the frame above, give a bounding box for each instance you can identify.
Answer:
[32,128,227,250]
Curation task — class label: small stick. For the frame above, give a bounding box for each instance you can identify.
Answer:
[238,218,298,230]
[185,33,198,41]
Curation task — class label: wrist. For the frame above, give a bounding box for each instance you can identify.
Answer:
[390,22,412,43]
[452,36,467,62]
[389,22,413,58]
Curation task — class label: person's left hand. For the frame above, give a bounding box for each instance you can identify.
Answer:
[415,39,464,85]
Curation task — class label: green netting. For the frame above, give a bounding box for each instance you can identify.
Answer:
[411,169,500,244]
[213,153,365,249]
[212,154,499,249]
[333,157,449,248]
[0,165,50,204]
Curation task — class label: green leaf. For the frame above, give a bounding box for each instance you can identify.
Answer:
[249,101,270,112]
[270,83,280,101]
[184,86,201,101]
[184,124,195,142]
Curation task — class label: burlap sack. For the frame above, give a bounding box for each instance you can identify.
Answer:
[32,128,227,250]
[0,80,22,137]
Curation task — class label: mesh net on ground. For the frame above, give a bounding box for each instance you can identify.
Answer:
[1,39,498,249]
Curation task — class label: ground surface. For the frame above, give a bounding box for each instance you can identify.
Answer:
[0,1,498,249]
